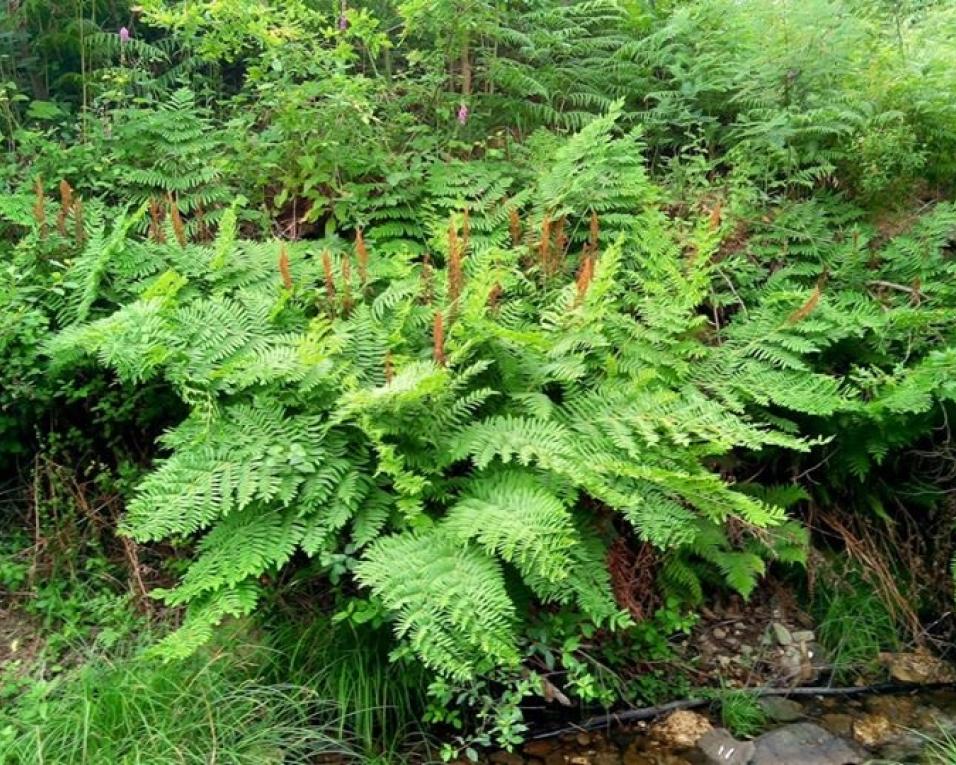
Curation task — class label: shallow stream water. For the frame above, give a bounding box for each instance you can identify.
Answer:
[496,689,956,765]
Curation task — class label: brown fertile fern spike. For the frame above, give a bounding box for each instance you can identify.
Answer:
[487,281,502,310]
[278,244,293,290]
[786,284,822,325]
[509,207,522,247]
[708,200,723,231]
[432,310,446,366]
[321,250,336,311]
[554,215,567,261]
[167,193,187,248]
[341,255,353,315]
[73,197,85,246]
[575,253,595,306]
[57,180,74,236]
[148,199,165,244]
[195,204,209,242]
[588,210,600,256]
[355,228,368,286]
[33,176,46,239]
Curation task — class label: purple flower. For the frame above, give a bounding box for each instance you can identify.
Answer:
[457,103,469,125]
[119,26,130,44]
[338,14,348,30]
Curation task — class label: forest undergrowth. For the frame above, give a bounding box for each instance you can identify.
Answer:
[2,0,956,762]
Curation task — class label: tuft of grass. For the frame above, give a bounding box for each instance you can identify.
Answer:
[266,616,433,761]
[714,687,766,738]
[812,565,900,683]
[920,726,956,764]
[0,644,359,765]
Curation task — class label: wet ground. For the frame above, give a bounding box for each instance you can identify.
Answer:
[493,689,956,765]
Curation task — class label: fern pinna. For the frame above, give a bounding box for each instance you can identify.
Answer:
[48,107,953,682]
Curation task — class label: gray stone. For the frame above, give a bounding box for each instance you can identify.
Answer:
[772,622,793,646]
[697,729,755,765]
[791,630,815,643]
[751,722,866,765]
[758,696,805,722]
[878,731,928,763]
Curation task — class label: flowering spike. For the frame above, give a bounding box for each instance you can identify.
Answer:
[787,285,821,325]
[119,26,130,44]
[355,228,368,286]
[433,310,446,366]
[33,177,46,239]
[278,245,293,290]
[167,193,187,248]
[487,281,502,310]
[457,103,469,125]
[554,215,567,261]
[57,180,74,237]
[509,207,522,247]
[195,204,209,242]
[148,199,165,244]
[708,201,723,231]
[321,251,336,311]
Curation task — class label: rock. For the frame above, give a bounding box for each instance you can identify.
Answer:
[490,752,526,765]
[740,645,754,656]
[713,628,728,640]
[576,734,593,747]
[772,623,793,646]
[569,757,591,765]
[524,740,556,758]
[878,650,956,684]
[878,731,928,763]
[757,696,804,722]
[648,710,713,748]
[591,752,620,765]
[818,713,854,737]
[696,729,755,765]
[544,751,566,765]
[751,722,866,765]
[778,643,821,684]
[851,713,896,748]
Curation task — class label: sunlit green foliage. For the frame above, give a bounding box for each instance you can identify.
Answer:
[2,0,956,754]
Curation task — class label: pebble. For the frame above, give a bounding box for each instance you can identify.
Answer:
[851,713,896,747]
[758,696,805,722]
[772,622,793,646]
